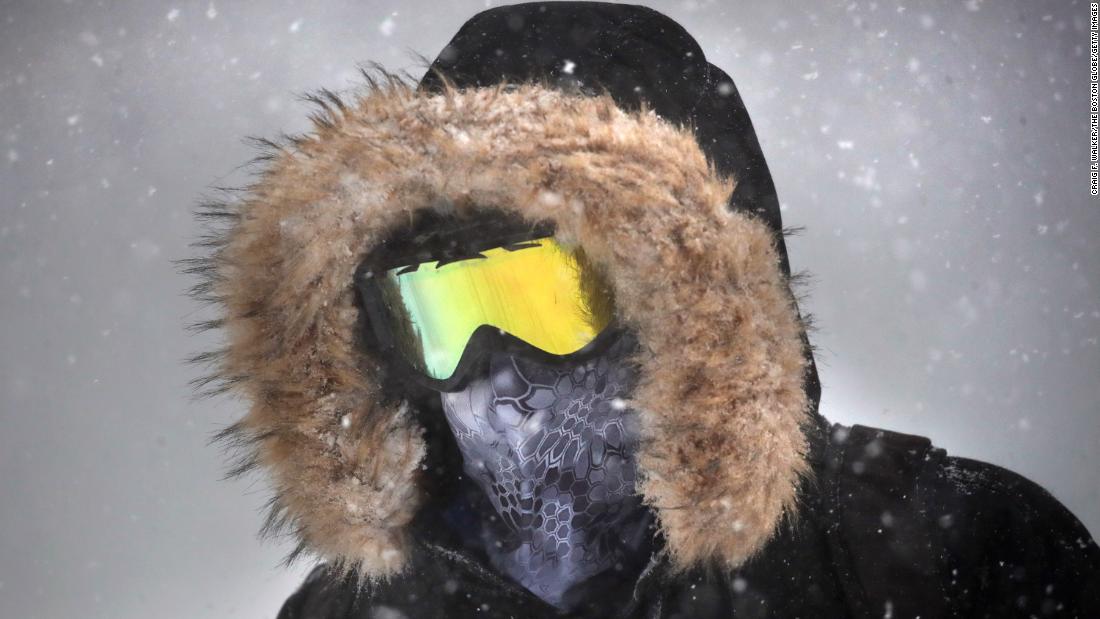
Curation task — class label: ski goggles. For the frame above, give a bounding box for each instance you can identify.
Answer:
[358,236,618,392]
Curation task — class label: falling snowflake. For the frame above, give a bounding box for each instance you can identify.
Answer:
[379,16,396,36]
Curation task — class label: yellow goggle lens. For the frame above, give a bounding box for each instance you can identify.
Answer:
[374,237,614,380]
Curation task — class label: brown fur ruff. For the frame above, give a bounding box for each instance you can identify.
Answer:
[191,75,811,580]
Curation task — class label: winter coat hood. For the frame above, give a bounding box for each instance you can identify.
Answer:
[191,1,819,583]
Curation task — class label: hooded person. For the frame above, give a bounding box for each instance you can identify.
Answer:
[188,3,1100,618]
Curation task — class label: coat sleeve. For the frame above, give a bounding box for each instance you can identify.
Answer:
[930,455,1100,617]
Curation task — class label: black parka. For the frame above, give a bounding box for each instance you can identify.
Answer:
[278,417,1099,618]
[266,3,1100,617]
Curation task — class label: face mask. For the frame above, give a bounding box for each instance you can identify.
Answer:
[440,330,655,609]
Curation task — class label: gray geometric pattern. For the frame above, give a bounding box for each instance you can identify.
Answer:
[440,333,650,608]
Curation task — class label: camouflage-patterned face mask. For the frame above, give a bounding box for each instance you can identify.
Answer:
[439,330,656,609]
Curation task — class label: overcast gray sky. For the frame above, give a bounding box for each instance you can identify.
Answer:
[1,1,1097,617]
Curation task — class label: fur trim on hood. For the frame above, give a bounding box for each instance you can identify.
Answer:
[190,74,811,580]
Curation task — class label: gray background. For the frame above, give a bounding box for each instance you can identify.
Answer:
[1,1,1096,617]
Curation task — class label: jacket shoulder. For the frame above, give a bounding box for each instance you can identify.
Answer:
[823,423,1100,618]
[276,564,361,619]
[274,550,508,619]
[929,454,1100,614]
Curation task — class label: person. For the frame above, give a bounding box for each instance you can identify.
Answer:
[189,3,1099,617]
